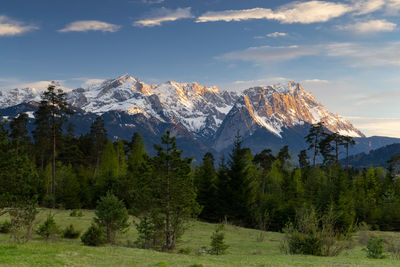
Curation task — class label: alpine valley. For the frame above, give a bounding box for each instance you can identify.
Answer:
[1,74,399,162]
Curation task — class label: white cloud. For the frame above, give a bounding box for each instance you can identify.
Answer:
[0,15,38,36]
[266,32,287,38]
[134,7,194,27]
[338,19,396,33]
[58,20,121,33]
[196,1,352,24]
[352,0,386,15]
[219,42,400,67]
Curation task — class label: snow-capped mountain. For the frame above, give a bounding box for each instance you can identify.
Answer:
[67,74,239,140]
[0,74,374,159]
[0,87,41,108]
[214,82,364,151]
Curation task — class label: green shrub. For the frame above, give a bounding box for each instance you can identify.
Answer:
[62,224,81,239]
[209,224,229,255]
[69,210,83,217]
[0,220,12,234]
[281,207,350,257]
[365,236,385,259]
[178,247,192,255]
[36,213,60,241]
[81,224,106,246]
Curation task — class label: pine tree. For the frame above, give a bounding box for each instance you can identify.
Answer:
[298,150,310,170]
[33,82,71,198]
[150,131,199,250]
[195,152,218,221]
[96,141,119,198]
[253,149,275,194]
[9,113,30,157]
[305,122,324,167]
[227,134,257,225]
[89,116,108,176]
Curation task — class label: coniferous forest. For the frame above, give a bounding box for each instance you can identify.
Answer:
[1,85,400,254]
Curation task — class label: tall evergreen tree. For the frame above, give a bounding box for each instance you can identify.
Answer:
[195,152,218,221]
[89,116,108,176]
[227,134,257,225]
[33,82,71,197]
[9,113,30,157]
[149,131,199,250]
[253,149,275,194]
[305,122,324,167]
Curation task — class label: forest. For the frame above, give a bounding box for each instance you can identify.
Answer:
[1,84,400,255]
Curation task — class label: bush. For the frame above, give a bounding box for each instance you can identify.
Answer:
[9,201,38,243]
[36,213,60,241]
[0,220,12,234]
[365,236,385,259]
[178,247,192,255]
[63,224,81,239]
[281,208,350,257]
[209,224,229,255]
[69,210,83,217]
[81,224,106,246]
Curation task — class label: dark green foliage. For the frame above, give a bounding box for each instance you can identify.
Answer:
[36,213,60,240]
[365,236,385,259]
[81,224,106,246]
[134,216,156,249]
[195,152,218,221]
[69,210,83,217]
[63,224,81,239]
[143,131,199,250]
[209,224,229,255]
[305,122,324,167]
[94,192,129,244]
[0,220,12,234]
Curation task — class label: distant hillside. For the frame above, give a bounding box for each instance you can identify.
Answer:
[344,143,400,169]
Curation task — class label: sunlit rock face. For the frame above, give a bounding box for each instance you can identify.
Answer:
[0,75,365,159]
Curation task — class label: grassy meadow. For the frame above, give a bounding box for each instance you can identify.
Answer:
[0,209,399,266]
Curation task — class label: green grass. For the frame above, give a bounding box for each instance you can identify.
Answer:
[0,209,398,266]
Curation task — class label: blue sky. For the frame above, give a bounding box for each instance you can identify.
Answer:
[1,0,400,137]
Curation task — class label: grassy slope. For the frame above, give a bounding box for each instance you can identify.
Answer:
[0,209,398,267]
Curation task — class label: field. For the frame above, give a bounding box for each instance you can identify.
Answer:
[0,209,399,267]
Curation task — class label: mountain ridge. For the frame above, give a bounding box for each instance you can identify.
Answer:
[1,74,388,161]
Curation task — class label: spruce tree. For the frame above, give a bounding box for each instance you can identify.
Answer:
[227,134,257,225]
[9,113,30,157]
[89,116,108,176]
[33,82,71,198]
[150,131,199,250]
[195,152,218,221]
[305,122,324,167]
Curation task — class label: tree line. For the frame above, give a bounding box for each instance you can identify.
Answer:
[1,84,400,249]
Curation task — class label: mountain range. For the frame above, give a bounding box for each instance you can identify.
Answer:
[1,74,399,162]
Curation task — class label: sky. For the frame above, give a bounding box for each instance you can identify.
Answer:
[1,0,400,137]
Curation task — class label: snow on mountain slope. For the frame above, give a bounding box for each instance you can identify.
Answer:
[217,81,363,142]
[0,75,363,143]
[0,87,41,108]
[66,75,238,139]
